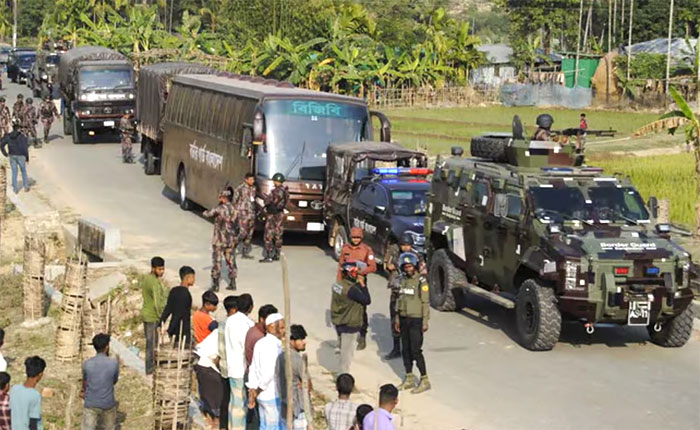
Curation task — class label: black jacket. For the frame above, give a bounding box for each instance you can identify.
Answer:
[0,130,29,160]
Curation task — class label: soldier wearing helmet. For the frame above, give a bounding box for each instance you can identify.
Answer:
[22,98,39,148]
[331,260,371,374]
[260,172,290,263]
[337,226,377,350]
[203,189,237,291]
[12,94,24,125]
[383,232,427,360]
[533,113,554,141]
[395,251,431,394]
[0,97,11,138]
[39,95,60,144]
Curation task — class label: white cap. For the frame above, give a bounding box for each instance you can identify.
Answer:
[265,313,284,326]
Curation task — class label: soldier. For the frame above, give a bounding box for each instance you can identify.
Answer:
[120,112,135,163]
[22,98,39,148]
[203,189,237,291]
[395,252,431,394]
[383,232,426,360]
[259,173,289,263]
[337,227,377,350]
[12,94,24,124]
[39,95,60,144]
[0,97,11,138]
[233,172,256,259]
[533,113,554,141]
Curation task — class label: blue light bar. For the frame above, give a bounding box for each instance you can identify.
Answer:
[541,167,574,173]
[374,168,400,175]
[372,168,433,176]
[646,267,660,276]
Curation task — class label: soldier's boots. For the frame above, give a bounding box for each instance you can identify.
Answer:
[411,376,431,394]
[272,249,281,261]
[398,373,416,391]
[211,278,220,292]
[384,338,401,360]
[241,250,254,260]
[356,336,366,351]
[226,279,236,291]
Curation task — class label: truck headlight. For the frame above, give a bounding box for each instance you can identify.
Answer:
[128,93,135,99]
[565,261,581,290]
[79,94,88,101]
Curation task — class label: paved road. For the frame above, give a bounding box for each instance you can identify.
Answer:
[3,79,699,430]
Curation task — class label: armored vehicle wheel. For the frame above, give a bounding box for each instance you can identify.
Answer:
[470,136,509,162]
[178,168,192,211]
[428,249,464,311]
[647,305,694,347]
[515,279,561,351]
[333,222,348,261]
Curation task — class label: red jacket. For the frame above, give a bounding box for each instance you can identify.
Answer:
[337,242,377,281]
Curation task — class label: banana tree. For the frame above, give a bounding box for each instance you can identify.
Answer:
[259,35,326,86]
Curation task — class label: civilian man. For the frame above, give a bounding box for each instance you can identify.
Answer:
[81,334,119,430]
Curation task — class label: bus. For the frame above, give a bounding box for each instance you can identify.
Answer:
[160,74,391,233]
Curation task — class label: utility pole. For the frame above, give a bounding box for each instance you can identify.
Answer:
[12,0,18,48]
[621,0,626,46]
[665,0,675,94]
[627,0,634,82]
[608,0,612,53]
[575,0,584,87]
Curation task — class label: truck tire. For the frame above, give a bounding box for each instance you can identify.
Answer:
[515,279,561,351]
[143,139,156,175]
[428,249,464,311]
[647,305,694,347]
[333,222,348,261]
[470,136,509,162]
[72,119,81,144]
[63,113,72,135]
[178,167,192,211]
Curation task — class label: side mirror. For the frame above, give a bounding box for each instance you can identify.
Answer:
[241,127,253,158]
[512,115,525,140]
[370,110,391,142]
[253,110,264,142]
[374,205,386,215]
[648,196,659,219]
[451,146,464,157]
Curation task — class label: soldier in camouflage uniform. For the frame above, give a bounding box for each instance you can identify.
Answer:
[12,94,25,128]
[120,112,135,163]
[22,98,39,148]
[39,95,60,144]
[0,97,11,138]
[203,189,237,291]
[259,172,289,263]
[383,232,426,360]
[233,172,257,259]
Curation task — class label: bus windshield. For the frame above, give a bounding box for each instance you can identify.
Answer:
[258,99,369,181]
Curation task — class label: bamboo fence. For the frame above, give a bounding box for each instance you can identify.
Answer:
[55,257,87,362]
[22,233,46,321]
[153,330,193,430]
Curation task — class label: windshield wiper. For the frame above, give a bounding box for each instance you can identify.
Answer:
[614,213,639,225]
[112,83,133,89]
[284,140,306,178]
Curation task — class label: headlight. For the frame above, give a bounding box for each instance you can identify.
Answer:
[127,93,135,99]
[79,94,88,101]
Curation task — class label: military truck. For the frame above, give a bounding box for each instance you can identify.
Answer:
[30,50,62,98]
[324,142,429,261]
[425,117,696,350]
[137,62,221,175]
[58,46,135,144]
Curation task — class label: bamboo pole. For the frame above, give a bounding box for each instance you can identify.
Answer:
[301,354,314,430]
[281,254,293,428]
[575,0,584,87]
[0,163,6,250]
[608,0,613,53]
[621,0,626,45]
[665,0,675,94]
[613,0,618,46]
[583,0,593,52]
[627,0,634,82]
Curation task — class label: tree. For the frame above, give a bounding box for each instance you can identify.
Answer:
[18,0,51,39]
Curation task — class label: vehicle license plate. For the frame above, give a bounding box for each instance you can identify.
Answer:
[103,121,115,127]
[306,222,324,231]
[627,300,651,326]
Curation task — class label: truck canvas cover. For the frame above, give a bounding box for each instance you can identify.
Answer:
[325,141,427,208]
[58,46,129,98]
[137,62,221,140]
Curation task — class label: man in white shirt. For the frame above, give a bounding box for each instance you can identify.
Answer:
[194,328,223,428]
[224,294,254,430]
[246,313,285,430]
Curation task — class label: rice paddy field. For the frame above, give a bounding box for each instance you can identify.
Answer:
[382,105,697,228]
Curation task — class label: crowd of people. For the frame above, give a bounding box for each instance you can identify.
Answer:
[0,93,60,195]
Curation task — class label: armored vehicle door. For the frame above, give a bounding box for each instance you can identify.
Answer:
[462,173,495,286]
[488,188,526,291]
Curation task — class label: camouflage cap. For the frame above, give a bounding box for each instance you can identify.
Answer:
[219,189,232,198]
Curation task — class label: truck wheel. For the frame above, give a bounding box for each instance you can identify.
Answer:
[72,119,81,144]
[515,279,561,351]
[178,168,192,211]
[647,305,694,347]
[333,222,348,261]
[470,136,509,162]
[428,249,464,311]
[63,113,72,135]
[143,140,157,175]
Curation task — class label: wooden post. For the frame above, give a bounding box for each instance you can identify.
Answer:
[575,0,584,87]
[627,0,634,82]
[281,254,293,428]
[665,0,675,94]
[301,355,314,430]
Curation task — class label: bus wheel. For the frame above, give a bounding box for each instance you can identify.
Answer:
[178,168,192,211]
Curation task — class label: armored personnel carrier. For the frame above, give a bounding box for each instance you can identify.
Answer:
[425,116,696,350]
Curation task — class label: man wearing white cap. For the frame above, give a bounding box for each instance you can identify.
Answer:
[246,313,285,430]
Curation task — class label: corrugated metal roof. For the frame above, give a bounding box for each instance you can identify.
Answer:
[620,38,698,63]
[173,74,365,104]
